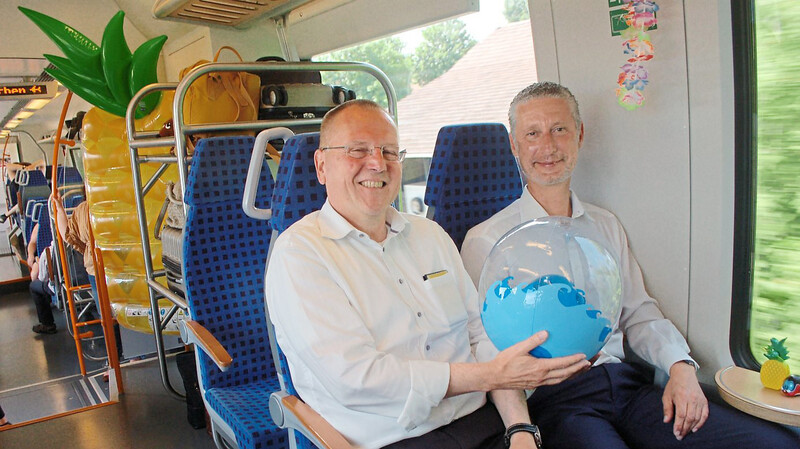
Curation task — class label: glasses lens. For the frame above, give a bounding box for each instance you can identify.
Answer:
[346,146,371,159]
[382,145,401,161]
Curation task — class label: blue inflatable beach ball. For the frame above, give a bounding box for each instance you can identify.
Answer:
[479,217,622,359]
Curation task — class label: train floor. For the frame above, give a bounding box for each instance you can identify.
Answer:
[0,287,216,448]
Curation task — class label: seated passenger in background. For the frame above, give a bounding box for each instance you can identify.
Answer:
[460,82,800,449]
[52,195,123,364]
[27,223,57,334]
[266,99,590,449]
[52,196,96,297]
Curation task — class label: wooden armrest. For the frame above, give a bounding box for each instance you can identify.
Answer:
[272,393,353,449]
[180,320,233,371]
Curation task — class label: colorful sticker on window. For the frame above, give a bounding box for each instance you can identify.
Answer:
[614,1,659,110]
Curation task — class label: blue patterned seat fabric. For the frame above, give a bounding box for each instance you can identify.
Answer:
[25,199,47,245]
[55,166,83,187]
[183,136,287,449]
[35,203,52,258]
[269,132,327,449]
[19,170,51,243]
[424,123,523,250]
[270,133,326,234]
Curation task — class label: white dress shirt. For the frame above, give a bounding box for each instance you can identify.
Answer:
[266,201,498,449]
[460,188,695,374]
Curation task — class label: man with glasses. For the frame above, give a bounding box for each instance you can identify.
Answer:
[266,99,589,449]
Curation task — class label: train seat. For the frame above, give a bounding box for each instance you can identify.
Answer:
[33,202,61,306]
[424,123,523,250]
[24,198,47,245]
[18,169,51,241]
[266,133,354,449]
[268,133,326,239]
[55,166,83,187]
[33,202,52,257]
[180,136,287,449]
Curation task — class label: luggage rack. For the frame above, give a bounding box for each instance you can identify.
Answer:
[126,61,397,398]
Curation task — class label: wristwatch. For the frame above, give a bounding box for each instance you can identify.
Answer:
[679,359,699,370]
[504,423,542,448]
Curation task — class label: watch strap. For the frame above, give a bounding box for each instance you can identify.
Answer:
[504,423,542,448]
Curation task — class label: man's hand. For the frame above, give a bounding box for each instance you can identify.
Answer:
[490,330,590,390]
[662,361,709,440]
[447,331,589,398]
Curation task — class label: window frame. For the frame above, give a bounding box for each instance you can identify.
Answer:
[730,0,760,370]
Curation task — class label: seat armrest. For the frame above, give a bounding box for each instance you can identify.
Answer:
[269,391,354,449]
[179,320,233,372]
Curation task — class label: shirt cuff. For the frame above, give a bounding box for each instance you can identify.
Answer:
[657,347,696,374]
[397,360,450,431]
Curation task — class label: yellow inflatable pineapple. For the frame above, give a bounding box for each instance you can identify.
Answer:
[21,7,181,333]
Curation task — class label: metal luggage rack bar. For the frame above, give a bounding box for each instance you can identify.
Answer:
[126,61,397,399]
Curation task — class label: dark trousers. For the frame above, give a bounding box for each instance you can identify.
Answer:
[30,280,55,327]
[529,362,800,449]
[386,362,800,449]
[383,402,506,449]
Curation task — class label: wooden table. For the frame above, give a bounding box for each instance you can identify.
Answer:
[715,365,800,427]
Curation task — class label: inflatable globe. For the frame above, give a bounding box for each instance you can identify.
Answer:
[479,217,622,359]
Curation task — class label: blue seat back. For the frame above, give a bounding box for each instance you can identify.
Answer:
[64,193,85,209]
[36,203,53,258]
[25,199,47,245]
[269,133,326,449]
[425,123,523,250]
[269,132,326,389]
[19,170,51,239]
[270,133,326,234]
[56,166,83,187]
[7,179,19,208]
[22,169,48,187]
[183,136,276,392]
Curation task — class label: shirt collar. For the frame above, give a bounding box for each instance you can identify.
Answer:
[318,200,409,241]
[519,186,585,223]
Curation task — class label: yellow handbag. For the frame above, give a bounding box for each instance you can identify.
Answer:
[180,46,261,130]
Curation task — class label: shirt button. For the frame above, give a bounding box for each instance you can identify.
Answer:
[398,278,403,284]
[417,312,422,317]
[426,345,431,351]
[359,233,365,238]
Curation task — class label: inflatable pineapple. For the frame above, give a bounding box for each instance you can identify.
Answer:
[21,7,181,333]
[760,337,791,390]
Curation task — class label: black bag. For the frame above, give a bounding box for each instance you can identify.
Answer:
[176,350,206,429]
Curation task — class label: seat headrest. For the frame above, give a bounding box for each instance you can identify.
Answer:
[270,133,326,233]
[425,123,521,207]
[185,136,274,207]
[24,169,48,187]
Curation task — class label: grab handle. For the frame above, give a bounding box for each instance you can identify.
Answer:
[243,127,294,220]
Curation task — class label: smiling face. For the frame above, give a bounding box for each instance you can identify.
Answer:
[315,104,401,233]
[510,97,584,190]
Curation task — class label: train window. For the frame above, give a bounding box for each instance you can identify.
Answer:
[732,0,800,373]
[313,0,533,215]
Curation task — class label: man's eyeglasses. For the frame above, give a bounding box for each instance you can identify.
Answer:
[320,145,407,162]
